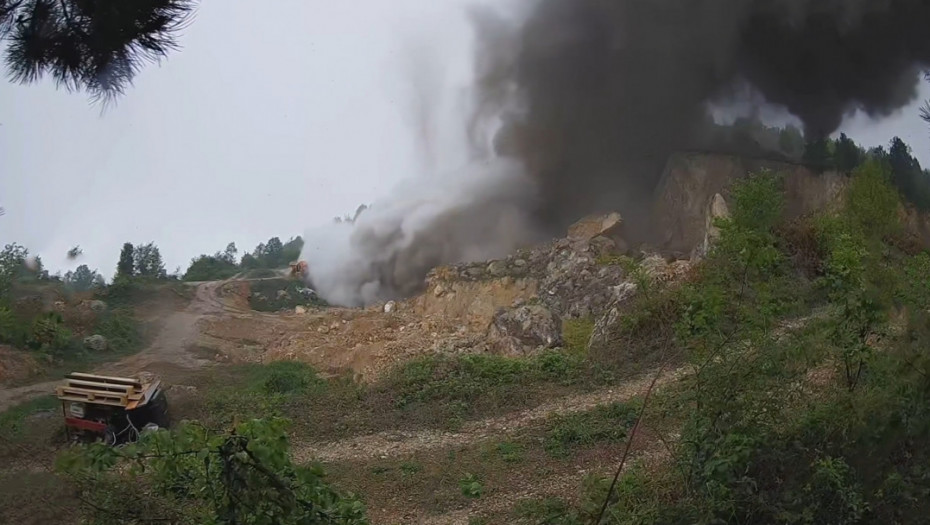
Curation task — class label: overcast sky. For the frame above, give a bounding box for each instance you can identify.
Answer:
[2,0,929,278]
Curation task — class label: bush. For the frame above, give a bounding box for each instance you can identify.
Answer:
[57,418,368,524]
[845,159,902,239]
[29,312,76,356]
[93,309,141,354]
[260,361,322,395]
[459,473,483,499]
[183,255,239,282]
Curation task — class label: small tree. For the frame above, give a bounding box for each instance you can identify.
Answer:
[264,237,284,265]
[0,243,29,296]
[221,242,238,265]
[778,125,805,158]
[133,242,166,279]
[65,264,102,291]
[803,137,833,172]
[116,243,135,279]
[833,133,862,174]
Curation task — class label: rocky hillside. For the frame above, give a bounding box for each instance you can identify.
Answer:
[653,152,930,256]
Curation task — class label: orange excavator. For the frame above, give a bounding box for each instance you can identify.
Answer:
[289,260,308,279]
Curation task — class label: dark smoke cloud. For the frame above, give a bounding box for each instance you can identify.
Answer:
[305,0,930,306]
[478,0,930,237]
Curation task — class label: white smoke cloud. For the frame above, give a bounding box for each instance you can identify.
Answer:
[298,1,542,307]
[300,158,541,306]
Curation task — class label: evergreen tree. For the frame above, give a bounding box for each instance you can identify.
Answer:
[117,242,135,278]
[803,137,832,172]
[833,133,862,173]
[1,0,195,102]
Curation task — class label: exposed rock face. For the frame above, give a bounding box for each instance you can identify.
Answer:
[488,304,562,356]
[653,153,849,256]
[535,242,628,319]
[83,334,108,352]
[699,193,730,258]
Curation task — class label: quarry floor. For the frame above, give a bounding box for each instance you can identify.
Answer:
[0,274,674,524]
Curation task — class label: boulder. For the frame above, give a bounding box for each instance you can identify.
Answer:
[465,266,486,279]
[488,304,562,356]
[294,305,307,314]
[588,235,619,258]
[568,212,625,241]
[296,287,317,299]
[83,334,108,352]
[384,301,396,313]
[487,260,509,277]
[88,300,108,312]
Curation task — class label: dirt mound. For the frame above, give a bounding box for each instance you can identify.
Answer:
[0,345,40,386]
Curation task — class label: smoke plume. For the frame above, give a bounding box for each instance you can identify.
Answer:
[479,0,930,236]
[304,0,930,306]
[301,160,542,307]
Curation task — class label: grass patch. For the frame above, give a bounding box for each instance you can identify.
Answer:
[0,395,57,438]
[378,351,604,429]
[544,402,639,458]
[176,350,620,442]
[496,441,526,464]
[595,254,633,267]
[0,471,77,525]
[182,361,326,428]
[514,497,578,524]
[562,317,594,353]
[400,461,422,476]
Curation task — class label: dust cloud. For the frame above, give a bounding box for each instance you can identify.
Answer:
[303,0,930,306]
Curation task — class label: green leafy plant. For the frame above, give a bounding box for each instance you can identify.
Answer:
[57,418,368,524]
[459,473,483,499]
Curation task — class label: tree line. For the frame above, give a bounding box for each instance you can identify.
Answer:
[802,134,930,210]
[183,236,304,282]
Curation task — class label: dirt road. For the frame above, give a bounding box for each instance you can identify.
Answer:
[0,281,226,412]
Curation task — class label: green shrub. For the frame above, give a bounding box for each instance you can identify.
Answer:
[29,313,76,356]
[260,361,321,395]
[57,418,368,524]
[459,473,483,499]
[93,309,141,354]
[845,159,901,239]
[0,304,28,347]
